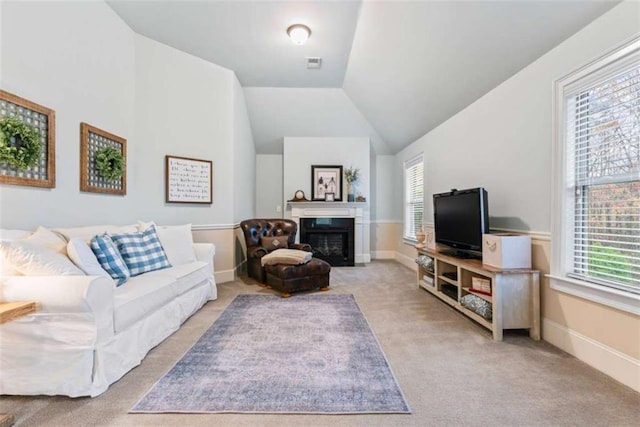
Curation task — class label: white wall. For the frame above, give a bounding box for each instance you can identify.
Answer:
[0,1,135,228]
[0,2,257,231]
[133,34,236,225]
[396,1,640,234]
[231,77,255,223]
[255,154,283,218]
[283,137,370,211]
[373,155,401,222]
[243,87,389,155]
[233,75,256,224]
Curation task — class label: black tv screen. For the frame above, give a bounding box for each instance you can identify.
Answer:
[433,187,489,254]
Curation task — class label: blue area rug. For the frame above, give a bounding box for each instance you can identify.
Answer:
[131,294,410,414]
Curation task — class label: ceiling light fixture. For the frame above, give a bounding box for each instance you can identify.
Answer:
[287,24,311,45]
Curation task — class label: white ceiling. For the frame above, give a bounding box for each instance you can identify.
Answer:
[343,0,619,152]
[107,0,361,87]
[243,87,388,154]
[108,0,619,154]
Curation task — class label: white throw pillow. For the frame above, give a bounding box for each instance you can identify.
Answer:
[23,226,68,254]
[0,252,20,276]
[0,230,32,275]
[67,238,113,281]
[137,221,155,232]
[138,221,196,266]
[0,241,84,276]
[1,227,68,275]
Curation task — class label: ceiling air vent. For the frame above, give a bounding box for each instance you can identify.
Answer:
[306,57,322,69]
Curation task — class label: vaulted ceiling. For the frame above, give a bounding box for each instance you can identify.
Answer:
[108,0,618,154]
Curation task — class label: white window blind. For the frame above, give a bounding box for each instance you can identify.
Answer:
[404,155,424,240]
[566,60,640,294]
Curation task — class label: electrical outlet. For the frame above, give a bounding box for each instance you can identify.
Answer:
[276,205,282,213]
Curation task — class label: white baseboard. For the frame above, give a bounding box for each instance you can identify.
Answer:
[355,254,372,263]
[395,251,417,271]
[215,268,236,284]
[543,318,639,392]
[371,250,396,259]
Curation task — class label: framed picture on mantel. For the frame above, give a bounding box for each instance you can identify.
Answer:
[311,165,342,201]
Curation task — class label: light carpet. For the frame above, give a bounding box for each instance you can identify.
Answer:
[131,294,411,414]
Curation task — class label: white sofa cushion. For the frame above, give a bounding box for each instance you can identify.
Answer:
[145,261,209,298]
[0,241,84,276]
[138,221,196,266]
[0,229,32,241]
[113,274,175,333]
[23,226,68,254]
[54,224,138,243]
[113,261,211,333]
[67,238,113,282]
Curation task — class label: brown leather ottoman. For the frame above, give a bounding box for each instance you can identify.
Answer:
[264,258,331,298]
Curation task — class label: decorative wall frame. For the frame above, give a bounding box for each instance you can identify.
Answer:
[80,122,127,195]
[0,90,56,188]
[311,165,343,201]
[165,155,212,204]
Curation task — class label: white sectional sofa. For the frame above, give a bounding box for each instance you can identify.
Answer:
[0,223,217,397]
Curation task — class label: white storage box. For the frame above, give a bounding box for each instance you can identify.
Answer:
[424,225,436,250]
[482,233,531,269]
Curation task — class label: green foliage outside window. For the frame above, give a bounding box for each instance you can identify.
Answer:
[587,242,634,285]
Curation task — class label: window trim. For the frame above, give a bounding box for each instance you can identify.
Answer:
[403,153,424,242]
[550,35,640,315]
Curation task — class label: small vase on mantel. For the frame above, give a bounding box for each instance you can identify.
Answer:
[344,166,359,203]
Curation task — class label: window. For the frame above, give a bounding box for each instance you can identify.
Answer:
[551,37,640,314]
[404,154,424,240]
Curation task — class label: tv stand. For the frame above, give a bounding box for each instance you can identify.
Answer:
[416,247,540,341]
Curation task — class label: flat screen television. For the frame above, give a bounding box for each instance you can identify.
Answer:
[433,187,489,258]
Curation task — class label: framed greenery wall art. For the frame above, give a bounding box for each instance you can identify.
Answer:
[80,122,127,195]
[0,90,56,188]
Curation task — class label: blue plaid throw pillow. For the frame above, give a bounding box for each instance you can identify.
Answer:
[90,234,131,286]
[110,225,171,276]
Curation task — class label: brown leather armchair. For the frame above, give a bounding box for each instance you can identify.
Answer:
[240,218,311,283]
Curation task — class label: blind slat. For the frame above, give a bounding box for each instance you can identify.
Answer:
[404,155,424,239]
[567,63,640,291]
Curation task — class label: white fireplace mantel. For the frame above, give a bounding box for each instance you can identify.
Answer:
[289,203,369,264]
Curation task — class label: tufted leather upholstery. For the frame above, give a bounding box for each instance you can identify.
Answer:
[264,258,331,295]
[240,218,311,283]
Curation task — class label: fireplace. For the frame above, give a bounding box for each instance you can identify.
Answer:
[300,217,355,266]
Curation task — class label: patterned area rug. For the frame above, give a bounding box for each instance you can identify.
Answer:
[131,294,410,414]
